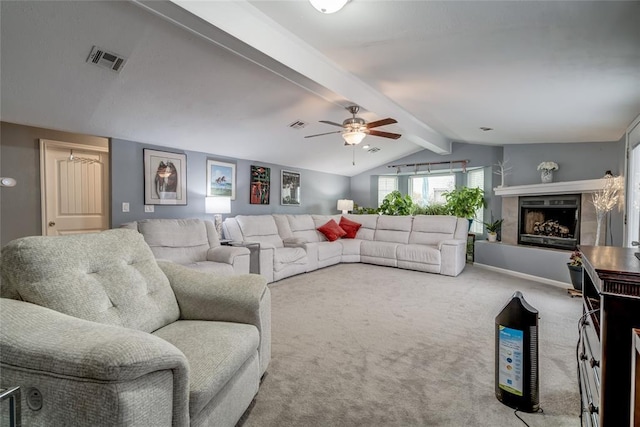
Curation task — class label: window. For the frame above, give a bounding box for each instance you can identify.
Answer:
[378,176,398,206]
[467,168,485,234]
[409,174,455,206]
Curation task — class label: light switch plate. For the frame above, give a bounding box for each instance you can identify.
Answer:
[144,205,154,213]
[122,202,130,213]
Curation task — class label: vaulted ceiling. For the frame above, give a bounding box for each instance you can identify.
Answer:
[1,1,639,176]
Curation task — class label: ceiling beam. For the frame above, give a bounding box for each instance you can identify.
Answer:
[135,0,451,154]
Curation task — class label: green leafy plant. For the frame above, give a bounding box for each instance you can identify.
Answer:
[483,218,503,233]
[442,186,487,219]
[378,190,414,216]
[352,203,378,215]
[411,203,451,216]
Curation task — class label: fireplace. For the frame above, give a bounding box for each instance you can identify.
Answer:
[518,194,581,250]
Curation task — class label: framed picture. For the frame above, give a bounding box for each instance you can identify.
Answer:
[207,160,236,200]
[281,170,301,206]
[144,149,187,205]
[250,165,270,205]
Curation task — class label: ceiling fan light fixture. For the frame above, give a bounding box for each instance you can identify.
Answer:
[342,130,366,145]
[309,0,348,14]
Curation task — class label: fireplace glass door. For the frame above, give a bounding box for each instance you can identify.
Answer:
[518,194,580,250]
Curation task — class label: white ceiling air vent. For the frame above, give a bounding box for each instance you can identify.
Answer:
[87,45,127,73]
[367,147,380,153]
[288,120,308,129]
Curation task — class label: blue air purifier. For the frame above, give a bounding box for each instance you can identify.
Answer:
[495,291,539,412]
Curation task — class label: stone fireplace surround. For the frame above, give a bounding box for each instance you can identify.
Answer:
[495,179,605,247]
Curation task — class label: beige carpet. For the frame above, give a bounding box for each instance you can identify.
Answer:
[239,263,582,427]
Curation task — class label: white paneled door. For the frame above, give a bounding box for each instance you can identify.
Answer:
[40,139,109,236]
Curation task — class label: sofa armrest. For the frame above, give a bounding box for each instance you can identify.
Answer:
[283,237,306,248]
[438,239,467,276]
[0,298,190,426]
[437,239,465,250]
[159,261,268,326]
[206,245,250,264]
[158,261,271,373]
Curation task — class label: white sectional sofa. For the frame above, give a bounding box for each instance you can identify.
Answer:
[223,214,469,283]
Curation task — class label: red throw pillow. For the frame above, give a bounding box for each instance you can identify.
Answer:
[317,219,347,242]
[339,216,362,239]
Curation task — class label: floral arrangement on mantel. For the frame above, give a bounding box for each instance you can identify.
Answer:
[537,161,559,172]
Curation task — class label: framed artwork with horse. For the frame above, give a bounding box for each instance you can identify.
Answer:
[143,149,187,205]
[207,159,236,200]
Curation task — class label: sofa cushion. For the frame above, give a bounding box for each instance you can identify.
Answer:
[375,216,412,244]
[152,320,259,419]
[317,241,343,261]
[274,247,307,272]
[344,214,377,240]
[236,215,284,248]
[339,216,362,239]
[397,244,441,265]
[285,215,323,243]
[317,219,347,242]
[138,218,212,264]
[0,229,180,333]
[409,215,458,245]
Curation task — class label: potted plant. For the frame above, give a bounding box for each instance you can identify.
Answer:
[483,218,503,242]
[377,190,414,216]
[567,250,583,291]
[442,186,487,229]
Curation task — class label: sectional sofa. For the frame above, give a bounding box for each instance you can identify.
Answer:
[223,214,469,283]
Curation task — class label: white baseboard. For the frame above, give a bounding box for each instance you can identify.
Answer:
[473,263,571,290]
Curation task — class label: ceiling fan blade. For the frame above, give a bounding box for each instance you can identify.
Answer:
[304,130,343,138]
[366,118,397,129]
[368,129,402,140]
[319,120,345,128]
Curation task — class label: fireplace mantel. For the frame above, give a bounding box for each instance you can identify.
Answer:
[494,179,605,197]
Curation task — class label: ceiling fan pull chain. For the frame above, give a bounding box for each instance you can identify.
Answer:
[352,145,356,166]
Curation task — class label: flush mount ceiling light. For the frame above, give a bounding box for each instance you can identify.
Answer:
[309,0,348,14]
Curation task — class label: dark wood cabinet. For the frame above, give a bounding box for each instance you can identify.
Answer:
[579,246,640,427]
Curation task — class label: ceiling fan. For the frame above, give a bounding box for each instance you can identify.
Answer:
[305,105,401,145]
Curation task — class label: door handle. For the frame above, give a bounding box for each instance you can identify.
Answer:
[48,221,56,227]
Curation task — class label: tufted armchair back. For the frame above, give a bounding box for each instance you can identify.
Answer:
[1,229,180,333]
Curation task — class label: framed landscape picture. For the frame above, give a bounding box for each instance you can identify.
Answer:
[250,165,270,205]
[281,170,301,206]
[207,160,236,200]
[144,149,187,205]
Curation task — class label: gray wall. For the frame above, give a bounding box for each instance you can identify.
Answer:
[0,122,109,246]
[503,141,622,185]
[111,138,351,226]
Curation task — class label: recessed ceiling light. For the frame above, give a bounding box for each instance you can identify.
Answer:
[480,127,493,132]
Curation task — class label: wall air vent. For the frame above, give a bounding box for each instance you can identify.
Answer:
[367,147,380,153]
[87,46,127,73]
[288,120,308,129]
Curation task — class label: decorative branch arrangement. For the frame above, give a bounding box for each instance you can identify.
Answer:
[493,159,512,188]
[592,174,624,245]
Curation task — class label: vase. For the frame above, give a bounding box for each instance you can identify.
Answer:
[541,170,553,183]
[567,264,583,291]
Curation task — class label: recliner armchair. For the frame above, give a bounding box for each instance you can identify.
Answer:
[0,229,270,427]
